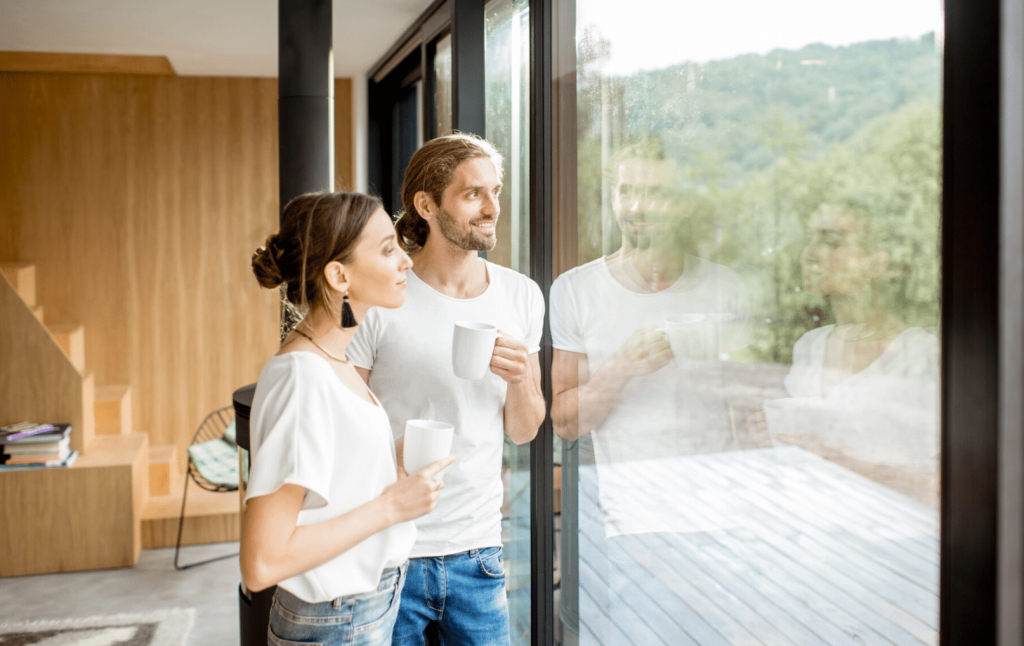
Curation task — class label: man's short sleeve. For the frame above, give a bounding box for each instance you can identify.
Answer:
[244,356,335,510]
[525,279,545,354]
[550,272,587,354]
[347,307,380,370]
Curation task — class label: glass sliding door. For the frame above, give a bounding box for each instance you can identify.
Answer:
[552,1,944,644]
[485,1,533,644]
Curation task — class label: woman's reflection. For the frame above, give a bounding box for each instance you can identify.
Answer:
[767,202,939,506]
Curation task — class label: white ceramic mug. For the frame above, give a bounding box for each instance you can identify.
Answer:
[452,321,498,380]
[403,419,454,480]
[661,314,707,360]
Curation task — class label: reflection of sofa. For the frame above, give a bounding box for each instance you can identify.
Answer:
[770,325,941,506]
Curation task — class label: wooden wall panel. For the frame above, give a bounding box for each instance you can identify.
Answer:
[0,73,284,467]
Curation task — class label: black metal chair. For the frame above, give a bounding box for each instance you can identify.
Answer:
[174,405,239,570]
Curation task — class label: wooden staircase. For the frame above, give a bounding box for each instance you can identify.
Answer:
[0,262,240,577]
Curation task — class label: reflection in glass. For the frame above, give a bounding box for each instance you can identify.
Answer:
[771,202,940,505]
[486,1,532,644]
[553,1,943,643]
[487,0,531,274]
[435,32,453,137]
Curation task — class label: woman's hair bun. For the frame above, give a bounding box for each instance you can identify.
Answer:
[252,234,285,288]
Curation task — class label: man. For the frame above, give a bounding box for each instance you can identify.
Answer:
[348,133,546,646]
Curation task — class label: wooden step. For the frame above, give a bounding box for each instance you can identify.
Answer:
[0,433,149,577]
[94,385,132,435]
[0,262,36,306]
[141,468,241,549]
[30,304,43,323]
[148,444,178,496]
[47,323,86,372]
[0,275,94,455]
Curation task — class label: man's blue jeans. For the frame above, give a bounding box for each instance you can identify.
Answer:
[391,547,511,646]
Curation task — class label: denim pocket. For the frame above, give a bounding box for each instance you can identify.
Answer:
[351,570,403,634]
[268,623,326,646]
[272,594,352,627]
[476,546,505,578]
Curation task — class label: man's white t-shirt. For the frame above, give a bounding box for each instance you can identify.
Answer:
[348,260,544,558]
[245,352,416,603]
[550,255,751,536]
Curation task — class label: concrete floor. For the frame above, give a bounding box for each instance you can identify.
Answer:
[0,542,242,645]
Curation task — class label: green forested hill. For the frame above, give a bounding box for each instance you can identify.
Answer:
[614,33,941,178]
[575,33,943,363]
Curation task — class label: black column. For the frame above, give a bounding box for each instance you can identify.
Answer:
[451,0,485,136]
[279,0,334,219]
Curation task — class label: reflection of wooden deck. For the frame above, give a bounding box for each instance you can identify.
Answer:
[575,447,939,646]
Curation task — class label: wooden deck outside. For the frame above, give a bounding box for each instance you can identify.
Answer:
[568,446,939,646]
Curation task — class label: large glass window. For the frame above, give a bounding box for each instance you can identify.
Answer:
[486,1,533,644]
[553,1,944,644]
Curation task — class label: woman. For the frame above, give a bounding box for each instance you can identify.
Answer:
[242,191,454,646]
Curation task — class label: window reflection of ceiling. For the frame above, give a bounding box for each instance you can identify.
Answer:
[0,0,435,77]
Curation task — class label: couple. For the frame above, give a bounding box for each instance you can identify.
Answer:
[240,134,546,646]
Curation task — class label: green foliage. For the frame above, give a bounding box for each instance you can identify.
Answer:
[576,34,942,364]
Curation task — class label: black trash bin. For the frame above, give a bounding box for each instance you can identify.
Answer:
[234,383,277,646]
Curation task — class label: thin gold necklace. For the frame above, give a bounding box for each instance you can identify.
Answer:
[293,327,350,364]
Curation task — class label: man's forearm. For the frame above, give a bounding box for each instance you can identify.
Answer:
[504,375,546,444]
[552,361,631,441]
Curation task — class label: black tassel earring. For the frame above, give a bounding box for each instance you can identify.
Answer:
[340,293,357,328]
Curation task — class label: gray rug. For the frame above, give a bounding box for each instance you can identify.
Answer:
[0,609,194,646]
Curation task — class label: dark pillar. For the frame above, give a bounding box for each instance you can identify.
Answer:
[279,0,334,219]
[451,0,486,137]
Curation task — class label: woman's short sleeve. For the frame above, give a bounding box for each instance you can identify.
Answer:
[245,355,336,510]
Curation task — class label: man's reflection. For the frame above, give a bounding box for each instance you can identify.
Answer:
[550,145,753,638]
[552,147,753,462]
[765,202,939,505]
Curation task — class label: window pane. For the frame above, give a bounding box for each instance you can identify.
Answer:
[435,32,453,136]
[487,0,531,275]
[485,1,532,645]
[554,1,944,644]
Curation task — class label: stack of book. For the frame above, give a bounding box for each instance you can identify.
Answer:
[0,423,77,471]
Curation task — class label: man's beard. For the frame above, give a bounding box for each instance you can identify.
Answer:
[435,205,496,252]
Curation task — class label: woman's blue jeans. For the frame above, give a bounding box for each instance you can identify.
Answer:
[267,564,407,646]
